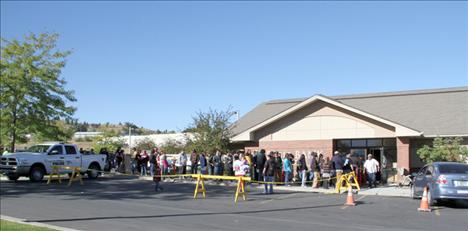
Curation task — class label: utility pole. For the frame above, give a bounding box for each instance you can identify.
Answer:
[235,110,240,121]
[128,126,132,154]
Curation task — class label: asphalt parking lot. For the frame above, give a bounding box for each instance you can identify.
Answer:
[1,176,467,231]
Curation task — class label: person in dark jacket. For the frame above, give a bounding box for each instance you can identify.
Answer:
[274,152,283,184]
[140,150,149,176]
[310,153,320,188]
[211,151,221,176]
[149,148,158,176]
[262,153,276,194]
[200,153,208,174]
[320,157,332,189]
[332,151,344,188]
[190,150,199,174]
[256,149,267,182]
[225,153,234,176]
[297,154,308,187]
[134,150,142,175]
[252,151,258,181]
[343,153,354,174]
[100,148,110,172]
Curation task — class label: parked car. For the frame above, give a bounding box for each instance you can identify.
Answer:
[411,162,468,205]
[0,142,107,182]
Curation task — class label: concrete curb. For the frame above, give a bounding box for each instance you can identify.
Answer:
[1,215,81,231]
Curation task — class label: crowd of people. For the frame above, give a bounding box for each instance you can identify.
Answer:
[108,147,381,194]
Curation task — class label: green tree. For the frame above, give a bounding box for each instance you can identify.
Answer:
[185,107,235,155]
[92,136,126,154]
[160,138,184,154]
[134,137,156,151]
[417,137,468,163]
[33,120,75,143]
[1,33,75,151]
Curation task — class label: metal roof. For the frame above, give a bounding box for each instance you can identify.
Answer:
[231,86,468,137]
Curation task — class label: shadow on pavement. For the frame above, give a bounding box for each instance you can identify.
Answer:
[437,199,468,209]
[0,176,274,201]
[25,203,344,223]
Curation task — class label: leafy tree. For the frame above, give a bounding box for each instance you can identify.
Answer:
[33,120,75,143]
[160,138,184,154]
[184,107,235,155]
[134,137,156,151]
[92,136,126,154]
[417,137,468,163]
[1,32,75,151]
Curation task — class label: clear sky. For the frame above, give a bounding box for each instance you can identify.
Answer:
[1,1,467,131]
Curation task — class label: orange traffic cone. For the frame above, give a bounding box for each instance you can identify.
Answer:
[418,187,431,212]
[344,185,356,206]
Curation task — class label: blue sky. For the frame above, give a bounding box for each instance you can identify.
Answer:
[1,1,467,131]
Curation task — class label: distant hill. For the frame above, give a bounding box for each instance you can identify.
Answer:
[64,119,175,137]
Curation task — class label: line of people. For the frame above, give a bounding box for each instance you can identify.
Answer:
[105,146,381,192]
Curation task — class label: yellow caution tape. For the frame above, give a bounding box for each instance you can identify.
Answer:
[50,165,360,192]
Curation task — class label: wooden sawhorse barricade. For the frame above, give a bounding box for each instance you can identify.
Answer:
[192,174,251,203]
[47,165,84,186]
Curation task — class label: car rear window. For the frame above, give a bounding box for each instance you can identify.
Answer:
[438,164,468,174]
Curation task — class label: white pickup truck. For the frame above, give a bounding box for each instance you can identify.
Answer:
[0,142,107,182]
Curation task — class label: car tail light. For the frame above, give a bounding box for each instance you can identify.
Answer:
[436,175,448,185]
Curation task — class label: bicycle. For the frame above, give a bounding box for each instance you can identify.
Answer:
[397,168,413,187]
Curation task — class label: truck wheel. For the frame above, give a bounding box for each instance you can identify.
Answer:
[87,163,100,179]
[7,175,19,181]
[29,166,45,182]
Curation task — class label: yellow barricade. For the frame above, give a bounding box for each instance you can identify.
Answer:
[336,171,360,194]
[193,174,206,199]
[68,166,84,186]
[47,165,62,184]
[191,174,251,203]
[235,176,247,203]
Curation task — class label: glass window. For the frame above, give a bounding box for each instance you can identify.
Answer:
[351,139,366,147]
[367,139,382,147]
[426,166,433,176]
[65,146,77,155]
[27,145,51,153]
[438,164,468,174]
[49,146,63,155]
[418,166,427,176]
[336,140,351,148]
[383,138,396,147]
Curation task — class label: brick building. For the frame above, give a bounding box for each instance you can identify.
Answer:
[231,87,468,178]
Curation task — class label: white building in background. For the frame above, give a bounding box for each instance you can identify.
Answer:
[73,132,103,139]
[115,133,195,148]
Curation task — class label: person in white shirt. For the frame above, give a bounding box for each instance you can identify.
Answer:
[233,154,249,177]
[363,154,380,188]
[177,151,188,175]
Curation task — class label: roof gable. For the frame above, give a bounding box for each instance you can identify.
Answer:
[231,86,468,140]
[232,95,422,141]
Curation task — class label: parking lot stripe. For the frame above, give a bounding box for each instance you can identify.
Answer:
[260,193,298,204]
